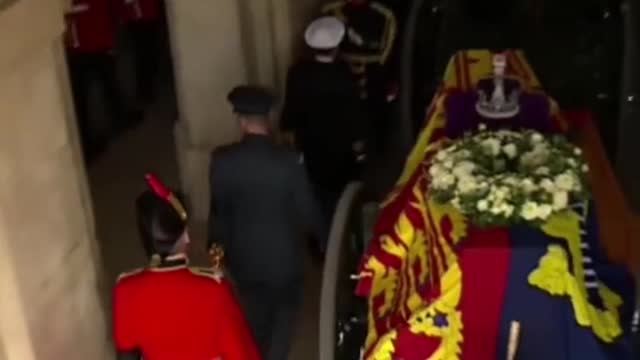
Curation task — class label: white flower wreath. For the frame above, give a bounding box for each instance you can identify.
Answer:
[428,124,590,227]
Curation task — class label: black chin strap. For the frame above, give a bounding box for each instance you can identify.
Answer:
[149,253,188,268]
[117,350,141,360]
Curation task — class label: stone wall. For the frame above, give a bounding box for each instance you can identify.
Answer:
[0,0,111,359]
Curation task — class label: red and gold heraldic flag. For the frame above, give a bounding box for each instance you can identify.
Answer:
[353,50,633,360]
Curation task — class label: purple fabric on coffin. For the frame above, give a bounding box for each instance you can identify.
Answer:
[444,91,557,139]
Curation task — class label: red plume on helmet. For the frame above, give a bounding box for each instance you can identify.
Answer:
[144,173,188,221]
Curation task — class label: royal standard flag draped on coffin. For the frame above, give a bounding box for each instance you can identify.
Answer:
[354,50,635,360]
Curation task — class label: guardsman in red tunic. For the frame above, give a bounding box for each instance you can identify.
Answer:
[64,0,127,163]
[113,174,261,360]
[119,0,164,107]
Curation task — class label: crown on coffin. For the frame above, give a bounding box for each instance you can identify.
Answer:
[475,54,521,119]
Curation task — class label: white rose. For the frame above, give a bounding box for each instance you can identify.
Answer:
[432,172,455,189]
[458,160,476,171]
[457,177,478,194]
[554,173,575,191]
[502,176,518,186]
[520,201,540,221]
[495,130,516,139]
[444,159,454,169]
[478,123,487,131]
[481,138,501,156]
[453,161,476,178]
[566,158,577,167]
[442,174,455,187]
[477,199,489,211]
[533,143,548,153]
[493,187,510,200]
[436,151,447,161]
[501,203,515,217]
[520,152,535,166]
[429,164,443,177]
[522,178,537,193]
[552,191,569,210]
[432,179,444,189]
[574,147,582,155]
[535,167,550,176]
[540,178,555,192]
[503,143,518,159]
[458,150,472,158]
[537,204,553,220]
[581,164,589,173]
[531,133,544,143]
[451,197,461,209]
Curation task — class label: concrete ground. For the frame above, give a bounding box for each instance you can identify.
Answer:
[88,80,321,359]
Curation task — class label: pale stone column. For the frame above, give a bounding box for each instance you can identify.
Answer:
[242,0,320,105]
[166,0,248,221]
[167,0,321,222]
[0,1,112,359]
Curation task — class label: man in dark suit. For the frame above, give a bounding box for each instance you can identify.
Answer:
[281,16,366,255]
[322,0,399,153]
[208,86,326,360]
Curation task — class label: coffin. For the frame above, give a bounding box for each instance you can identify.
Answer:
[355,50,637,360]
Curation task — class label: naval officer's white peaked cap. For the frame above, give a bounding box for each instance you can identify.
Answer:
[304,16,346,50]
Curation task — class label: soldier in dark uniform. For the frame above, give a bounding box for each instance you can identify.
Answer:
[281,16,366,254]
[113,174,260,360]
[322,0,399,153]
[208,86,326,360]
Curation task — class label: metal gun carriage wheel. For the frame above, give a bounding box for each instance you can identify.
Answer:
[318,181,376,360]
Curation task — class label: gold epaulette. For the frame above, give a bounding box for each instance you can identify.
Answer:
[189,267,224,283]
[369,2,397,65]
[116,268,145,282]
[370,1,395,19]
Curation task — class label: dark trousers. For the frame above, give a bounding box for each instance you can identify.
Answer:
[127,21,161,106]
[67,52,125,161]
[365,97,392,155]
[235,281,302,360]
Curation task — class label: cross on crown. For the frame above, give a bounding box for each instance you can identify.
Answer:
[475,53,521,119]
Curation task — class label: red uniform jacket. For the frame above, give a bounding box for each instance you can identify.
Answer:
[113,256,261,360]
[65,0,116,53]
[120,0,162,23]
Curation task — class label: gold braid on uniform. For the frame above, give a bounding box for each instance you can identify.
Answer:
[208,244,225,272]
[370,2,397,65]
[324,1,397,66]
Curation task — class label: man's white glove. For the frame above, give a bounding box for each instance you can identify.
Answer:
[353,141,366,163]
[347,28,365,46]
[386,83,399,103]
[68,3,90,14]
